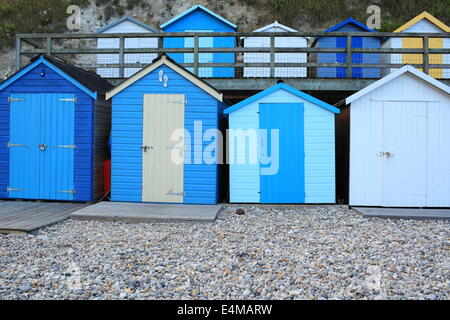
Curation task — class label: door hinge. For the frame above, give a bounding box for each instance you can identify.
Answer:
[8,97,25,103]
[167,99,186,105]
[59,97,77,103]
[57,190,76,195]
[8,142,28,148]
[54,145,76,149]
[7,187,24,192]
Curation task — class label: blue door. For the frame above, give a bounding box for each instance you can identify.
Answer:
[259,103,305,203]
[336,37,363,78]
[9,93,75,201]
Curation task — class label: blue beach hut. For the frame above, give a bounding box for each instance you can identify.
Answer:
[317,17,381,78]
[224,83,339,204]
[106,55,227,204]
[161,4,237,78]
[0,55,112,202]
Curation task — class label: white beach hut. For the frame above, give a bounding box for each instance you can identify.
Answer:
[96,16,159,78]
[243,21,307,78]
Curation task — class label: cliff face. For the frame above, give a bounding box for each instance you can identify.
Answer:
[0,0,448,79]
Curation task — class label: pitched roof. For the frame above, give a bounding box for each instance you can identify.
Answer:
[0,55,113,99]
[106,55,223,101]
[96,16,158,33]
[325,17,377,33]
[345,65,450,105]
[160,4,237,30]
[224,83,340,115]
[394,11,450,33]
[242,21,307,40]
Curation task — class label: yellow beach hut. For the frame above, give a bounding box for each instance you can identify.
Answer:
[382,12,449,79]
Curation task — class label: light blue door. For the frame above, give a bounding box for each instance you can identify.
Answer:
[184,30,214,77]
[9,93,75,201]
[259,103,305,204]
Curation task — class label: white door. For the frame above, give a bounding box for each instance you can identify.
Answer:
[142,94,185,203]
[382,102,427,207]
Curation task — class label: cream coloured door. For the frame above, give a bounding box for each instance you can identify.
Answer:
[142,94,185,203]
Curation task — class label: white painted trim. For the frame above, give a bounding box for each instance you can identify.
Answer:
[346,65,450,104]
[106,55,223,101]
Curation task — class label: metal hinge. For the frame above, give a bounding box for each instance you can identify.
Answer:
[54,145,76,149]
[59,97,77,103]
[8,97,25,103]
[57,190,76,195]
[7,187,24,192]
[167,99,186,105]
[8,142,28,148]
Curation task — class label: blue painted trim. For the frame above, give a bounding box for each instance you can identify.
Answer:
[325,17,377,33]
[160,4,237,30]
[96,16,159,33]
[224,83,340,115]
[0,56,98,99]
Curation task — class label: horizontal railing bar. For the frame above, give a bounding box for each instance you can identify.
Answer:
[71,63,450,69]
[20,47,450,54]
[16,32,450,39]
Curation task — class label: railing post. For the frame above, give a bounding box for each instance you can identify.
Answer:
[346,35,352,78]
[46,37,52,56]
[194,35,199,76]
[119,36,125,78]
[423,36,429,75]
[15,36,22,71]
[157,36,163,58]
[270,35,275,78]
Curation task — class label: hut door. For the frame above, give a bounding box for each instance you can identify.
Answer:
[382,102,427,207]
[9,93,75,200]
[259,103,305,203]
[142,94,185,203]
[184,30,214,77]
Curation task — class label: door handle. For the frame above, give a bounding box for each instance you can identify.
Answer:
[39,144,47,151]
[141,145,154,152]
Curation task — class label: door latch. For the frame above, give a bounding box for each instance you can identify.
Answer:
[39,144,47,151]
[141,145,154,152]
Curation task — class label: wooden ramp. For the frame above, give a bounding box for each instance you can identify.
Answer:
[0,201,89,233]
[71,202,223,224]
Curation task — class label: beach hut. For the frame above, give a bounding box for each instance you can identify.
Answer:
[0,55,113,202]
[96,16,159,78]
[106,55,226,204]
[224,83,339,204]
[316,17,381,78]
[382,12,449,79]
[337,65,450,207]
[243,21,308,78]
[160,4,236,78]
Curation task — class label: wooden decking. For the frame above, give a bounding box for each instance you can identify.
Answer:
[0,201,88,233]
[71,202,223,224]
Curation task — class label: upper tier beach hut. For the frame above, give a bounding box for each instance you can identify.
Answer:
[161,4,237,78]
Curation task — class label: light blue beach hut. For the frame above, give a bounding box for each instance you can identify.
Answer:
[161,4,237,78]
[224,83,339,204]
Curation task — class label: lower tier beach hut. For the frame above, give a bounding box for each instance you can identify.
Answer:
[106,55,226,204]
[0,55,113,202]
[224,83,339,204]
[337,65,450,207]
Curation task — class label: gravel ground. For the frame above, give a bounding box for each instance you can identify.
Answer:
[0,206,448,300]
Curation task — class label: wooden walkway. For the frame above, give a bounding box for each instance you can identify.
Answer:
[71,202,223,224]
[0,201,89,233]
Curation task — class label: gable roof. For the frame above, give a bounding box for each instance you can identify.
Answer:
[96,16,159,33]
[224,83,340,115]
[242,21,307,40]
[0,55,113,99]
[394,11,450,33]
[106,55,223,101]
[345,65,450,105]
[325,17,377,33]
[160,4,237,30]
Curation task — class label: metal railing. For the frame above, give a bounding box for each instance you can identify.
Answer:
[16,31,450,80]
